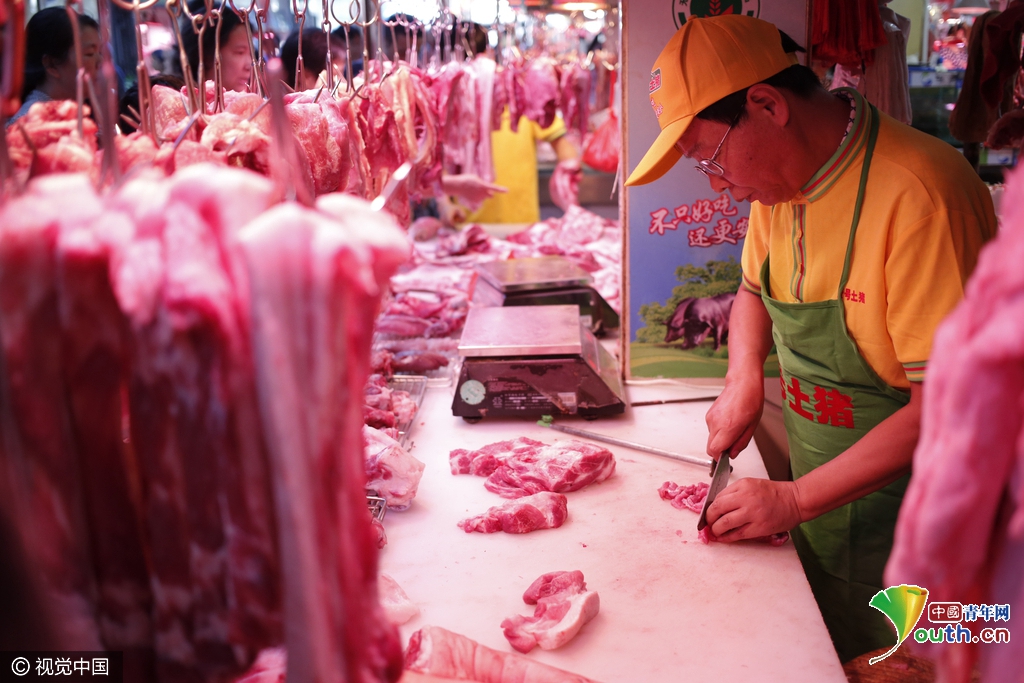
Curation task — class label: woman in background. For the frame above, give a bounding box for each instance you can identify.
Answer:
[9,7,100,125]
[179,3,253,93]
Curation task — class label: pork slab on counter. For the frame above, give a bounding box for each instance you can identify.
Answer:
[457,491,568,534]
[501,571,599,654]
[450,438,616,498]
[405,626,602,683]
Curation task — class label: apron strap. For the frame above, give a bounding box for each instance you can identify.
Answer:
[837,105,880,296]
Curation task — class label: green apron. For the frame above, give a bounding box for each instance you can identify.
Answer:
[759,106,910,662]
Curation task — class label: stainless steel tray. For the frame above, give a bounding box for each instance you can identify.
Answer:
[373,337,460,385]
[388,375,428,447]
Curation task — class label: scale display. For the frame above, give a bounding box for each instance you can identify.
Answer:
[452,306,625,421]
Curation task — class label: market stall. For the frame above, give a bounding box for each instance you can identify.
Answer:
[1,0,1020,682]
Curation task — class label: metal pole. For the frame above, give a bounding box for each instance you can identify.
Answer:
[545,423,712,468]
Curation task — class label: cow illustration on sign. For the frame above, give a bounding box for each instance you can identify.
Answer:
[635,257,740,352]
[665,291,736,350]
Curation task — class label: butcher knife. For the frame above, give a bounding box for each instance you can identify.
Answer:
[697,454,732,531]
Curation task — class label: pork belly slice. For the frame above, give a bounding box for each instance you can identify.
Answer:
[378,574,419,626]
[405,626,602,683]
[457,492,568,534]
[501,571,599,654]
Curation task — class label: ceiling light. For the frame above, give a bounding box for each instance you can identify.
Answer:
[553,2,608,11]
[949,0,990,15]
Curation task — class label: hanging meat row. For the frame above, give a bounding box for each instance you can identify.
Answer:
[4,55,594,227]
[0,163,411,682]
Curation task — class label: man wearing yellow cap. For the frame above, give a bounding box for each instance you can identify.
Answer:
[626,15,997,661]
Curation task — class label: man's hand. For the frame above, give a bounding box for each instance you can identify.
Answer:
[705,375,764,459]
[441,174,507,210]
[706,478,802,541]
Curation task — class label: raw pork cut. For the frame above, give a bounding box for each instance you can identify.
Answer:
[111,168,285,680]
[501,571,599,653]
[520,57,561,129]
[240,199,406,683]
[457,492,568,534]
[378,574,420,626]
[233,648,286,683]
[884,165,1024,683]
[392,350,450,374]
[286,103,343,195]
[658,481,790,546]
[470,56,496,181]
[0,174,106,651]
[658,481,709,513]
[558,62,591,139]
[364,426,426,510]
[450,437,542,477]
[450,438,615,499]
[405,626,602,683]
[57,199,156,662]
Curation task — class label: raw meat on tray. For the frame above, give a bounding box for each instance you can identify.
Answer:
[364,426,426,510]
[501,571,600,653]
[405,626,602,683]
[450,438,615,499]
[458,491,568,534]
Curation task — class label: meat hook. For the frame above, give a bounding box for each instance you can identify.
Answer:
[370,161,412,213]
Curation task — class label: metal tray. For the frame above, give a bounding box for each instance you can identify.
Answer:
[372,336,460,385]
[388,375,428,447]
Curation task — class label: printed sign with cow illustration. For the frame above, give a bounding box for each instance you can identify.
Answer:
[673,0,761,28]
[622,0,805,378]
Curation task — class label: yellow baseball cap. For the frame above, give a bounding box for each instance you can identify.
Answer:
[625,15,799,187]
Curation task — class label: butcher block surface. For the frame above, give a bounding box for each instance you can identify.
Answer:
[381,381,848,683]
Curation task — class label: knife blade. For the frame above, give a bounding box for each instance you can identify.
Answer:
[697,455,732,531]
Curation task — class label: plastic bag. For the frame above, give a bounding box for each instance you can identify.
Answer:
[582,110,619,174]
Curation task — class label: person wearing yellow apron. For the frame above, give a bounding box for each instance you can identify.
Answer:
[625,16,997,661]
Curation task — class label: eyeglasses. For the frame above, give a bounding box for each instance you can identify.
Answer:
[693,120,736,177]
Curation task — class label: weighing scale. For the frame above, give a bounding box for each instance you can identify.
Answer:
[473,256,620,336]
[452,305,625,421]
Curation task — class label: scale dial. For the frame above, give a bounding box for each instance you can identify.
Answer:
[459,379,486,405]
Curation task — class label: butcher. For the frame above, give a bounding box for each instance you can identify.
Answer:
[624,16,997,661]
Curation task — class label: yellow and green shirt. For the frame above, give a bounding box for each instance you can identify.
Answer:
[741,89,997,389]
[468,108,567,225]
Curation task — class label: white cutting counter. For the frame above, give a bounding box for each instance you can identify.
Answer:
[380,380,847,683]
